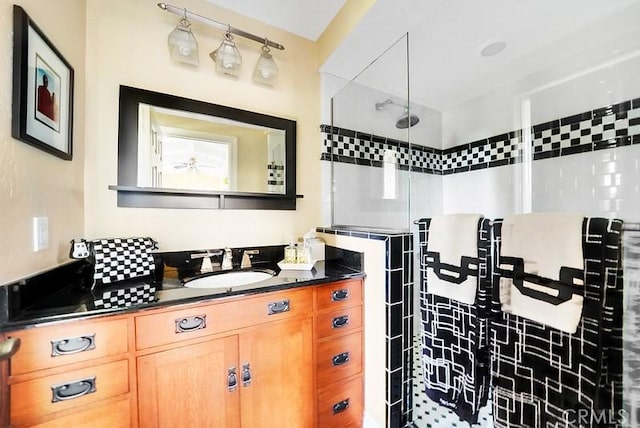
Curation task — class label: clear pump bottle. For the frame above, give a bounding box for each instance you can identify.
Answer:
[284,239,297,263]
[296,239,311,264]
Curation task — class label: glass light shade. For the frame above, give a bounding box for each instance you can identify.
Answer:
[252,49,278,85]
[167,21,199,66]
[210,39,242,76]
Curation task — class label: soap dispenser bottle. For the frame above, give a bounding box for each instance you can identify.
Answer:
[296,239,311,264]
[284,239,297,263]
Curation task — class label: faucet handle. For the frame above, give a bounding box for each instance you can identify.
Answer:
[241,249,260,269]
[222,247,234,270]
[191,250,224,274]
[201,257,213,273]
[190,250,223,259]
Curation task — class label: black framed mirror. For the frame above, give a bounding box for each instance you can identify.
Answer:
[110,85,299,209]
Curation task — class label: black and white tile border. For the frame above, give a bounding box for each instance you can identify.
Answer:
[320,125,442,174]
[321,96,640,175]
[316,227,415,428]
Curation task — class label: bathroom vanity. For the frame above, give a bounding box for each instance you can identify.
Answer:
[0,247,364,427]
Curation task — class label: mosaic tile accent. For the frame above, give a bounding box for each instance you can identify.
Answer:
[317,227,414,428]
[322,96,640,175]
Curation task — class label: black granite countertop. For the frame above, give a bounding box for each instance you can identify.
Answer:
[0,245,364,332]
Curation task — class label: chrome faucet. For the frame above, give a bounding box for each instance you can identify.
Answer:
[221,247,234,270]
[191,250,223,274]
[241,249,260,268]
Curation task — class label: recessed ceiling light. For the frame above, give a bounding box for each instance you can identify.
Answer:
[480,40,507,57]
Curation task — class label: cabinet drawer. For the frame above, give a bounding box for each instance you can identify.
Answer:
[318,376,363,427]
[136,287,313,349]
[316,279,362,311]
[316,331,362,389]
[8,318,128,375]
[316,305,362,339]
[27,397,130,428]
[10,359,129,426]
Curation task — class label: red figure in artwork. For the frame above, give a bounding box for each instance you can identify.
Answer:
[37,74,55,121]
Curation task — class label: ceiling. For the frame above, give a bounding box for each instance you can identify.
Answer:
[205,0,640,111]
[204,0,346,41]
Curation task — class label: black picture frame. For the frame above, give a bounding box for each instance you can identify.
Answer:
[11,5,74,161]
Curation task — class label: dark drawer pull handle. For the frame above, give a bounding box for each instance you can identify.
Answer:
[227,367,237,392]
[332,315,350,329]
[331,289,349,302]
[51,376,96,403]
[332,399,349,414]
[51,334,96,357]
[332,352,350,366]
[267,300,290,315]
[175,314,207,333]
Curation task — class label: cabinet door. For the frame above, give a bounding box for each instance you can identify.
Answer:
[137,336,240,428]
[239,317,313,428]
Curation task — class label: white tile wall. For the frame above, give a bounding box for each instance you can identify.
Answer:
[531,145,640,220]
[332,162,412,230]
[442,166,519,218]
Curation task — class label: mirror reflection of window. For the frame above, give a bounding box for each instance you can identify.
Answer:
[162,136,235,191]
[137,103,288,194]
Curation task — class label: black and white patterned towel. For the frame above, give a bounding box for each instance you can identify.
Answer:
[498,213,585,334]
[424,214,483,305]
[418,216,492,424]
[491,217,624,428]
[91,237,157,285]
[92,282,156,309]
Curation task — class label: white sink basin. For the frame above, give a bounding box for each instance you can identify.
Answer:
[183,271,274,289]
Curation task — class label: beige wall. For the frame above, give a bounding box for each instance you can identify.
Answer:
[0,0,86,284]
[84,0,322,252]
[0,0,355,283]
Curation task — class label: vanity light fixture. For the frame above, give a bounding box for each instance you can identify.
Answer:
[158,3,284,83]
[167,9,199,65]
[210,28,242,76]
[252,41,279,85]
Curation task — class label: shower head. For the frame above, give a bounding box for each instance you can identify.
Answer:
[396,112,420,129]
[375,99,420,128]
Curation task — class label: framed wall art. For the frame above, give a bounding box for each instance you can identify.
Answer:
[11,5,74,160]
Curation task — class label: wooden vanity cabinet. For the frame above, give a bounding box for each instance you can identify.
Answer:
[3,277,364,427]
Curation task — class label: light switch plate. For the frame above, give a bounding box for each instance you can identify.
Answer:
[33,217,48,252]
